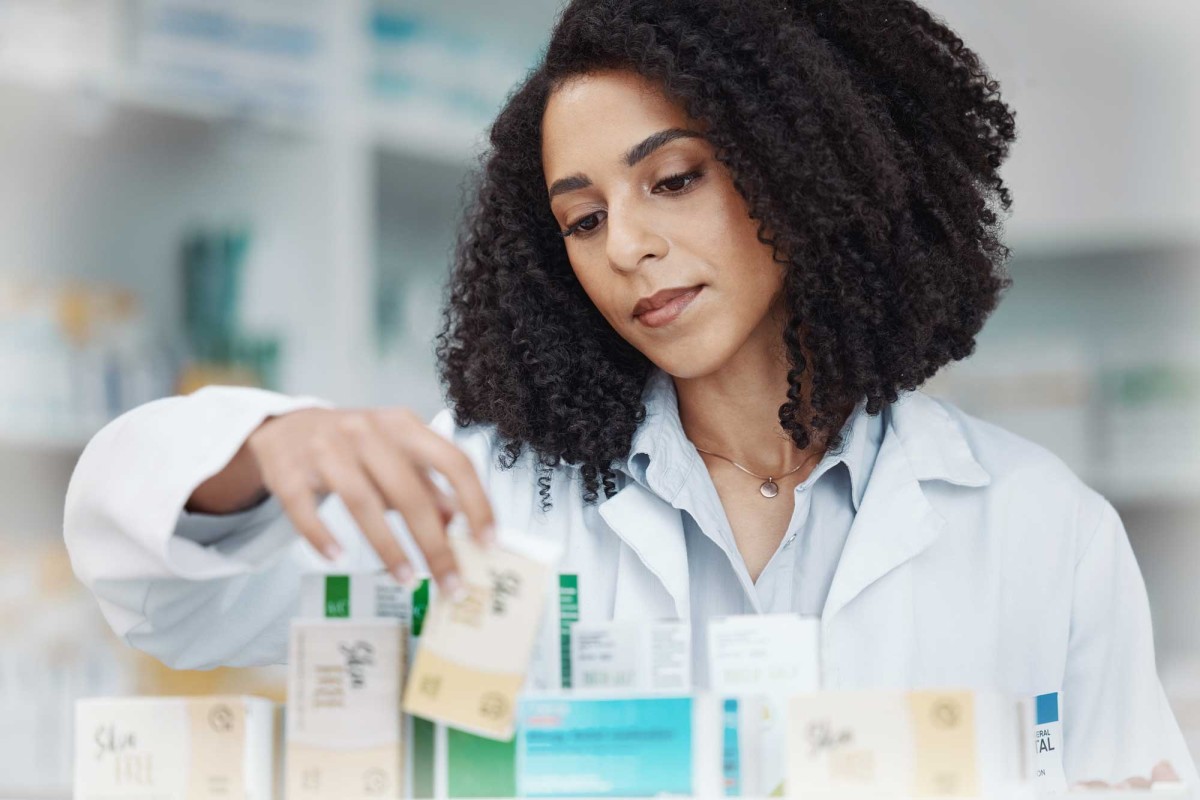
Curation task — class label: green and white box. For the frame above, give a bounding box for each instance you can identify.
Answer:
[299,571,412,623]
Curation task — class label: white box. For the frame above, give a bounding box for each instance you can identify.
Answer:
[570,619,691,692]
[74,695,278,800]
[286,618,405,799]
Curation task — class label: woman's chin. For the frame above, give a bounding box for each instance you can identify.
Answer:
[644,340,735,381]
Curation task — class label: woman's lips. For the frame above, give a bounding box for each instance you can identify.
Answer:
[634,285,704,328]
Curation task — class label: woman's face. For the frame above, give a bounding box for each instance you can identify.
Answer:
[541,69,787,379]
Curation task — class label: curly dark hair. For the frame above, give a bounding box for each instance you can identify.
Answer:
[434,0,1017,512]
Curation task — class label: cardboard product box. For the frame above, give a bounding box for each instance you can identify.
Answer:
[286,618,406,799]
[785,688,1031,799]
[515,693,723,798]
[74,695,279,800]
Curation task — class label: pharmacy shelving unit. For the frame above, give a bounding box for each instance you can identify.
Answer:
[0,0,563,450]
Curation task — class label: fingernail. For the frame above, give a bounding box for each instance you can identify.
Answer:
[321,542,343,561]
[392,563,415,587]
[442,572,467,602]
[479,524,497,548]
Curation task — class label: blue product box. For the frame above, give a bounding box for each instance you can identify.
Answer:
[516,695,695,797]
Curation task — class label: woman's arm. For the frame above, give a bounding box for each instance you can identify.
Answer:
[1061,495,1198,786]
[185,436,270,515]
[64,384,496,670]
[63,385,336,668]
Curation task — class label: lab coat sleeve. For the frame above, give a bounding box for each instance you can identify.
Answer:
[1061,495,1199,785]
[63,384,337,670]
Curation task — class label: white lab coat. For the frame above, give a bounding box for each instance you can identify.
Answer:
[63,383,1198,785]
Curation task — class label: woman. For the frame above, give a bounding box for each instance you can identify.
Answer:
[64,0,1194,787]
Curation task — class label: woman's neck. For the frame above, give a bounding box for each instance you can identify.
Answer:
[674,351,823,477]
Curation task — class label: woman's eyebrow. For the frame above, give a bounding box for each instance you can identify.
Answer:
[547,127,705,200]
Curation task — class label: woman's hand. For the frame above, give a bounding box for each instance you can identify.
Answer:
[245,406,496,596]
[1071,759,1180,790]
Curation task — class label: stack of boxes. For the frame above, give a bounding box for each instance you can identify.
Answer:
[72,530,1096,799]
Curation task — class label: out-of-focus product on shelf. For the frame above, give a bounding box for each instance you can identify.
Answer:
[923,339,1096,482]
[440,570,581,798]
[300,570,414,622]
[401,526,560,740]
[569,618,692,693]
[1097,346,1200,500]
[131,0,330,121]
[785,689,1040,798]
[707,614,821,797]
[0,536,133,795]
[527,572,580,693]
[369,4,530,132]
[179,224,282,393]
[707,613,821,695]
[1030,692,1067,791]
[0,278,175,447]
[295,566,583,798]
[0,0,120,87]
[74,695,279,800]
[300,571,439,797]
[516,694,720,798]
[926,335,1200,503]
[722,694,792,797]
[286,617,406,800]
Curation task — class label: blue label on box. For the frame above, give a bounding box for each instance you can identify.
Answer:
[1036,692,1059,725]
[516,696,693,797]
[722,698,741,796]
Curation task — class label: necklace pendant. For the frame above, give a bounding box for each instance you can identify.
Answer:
[760,479,779,498]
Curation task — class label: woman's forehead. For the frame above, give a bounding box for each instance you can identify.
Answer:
[541,71,696,178]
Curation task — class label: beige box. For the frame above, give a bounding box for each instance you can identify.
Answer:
[402,530,559,740]
[74,695,278,800]
[285,618,406,799]
[786,689,1028,799]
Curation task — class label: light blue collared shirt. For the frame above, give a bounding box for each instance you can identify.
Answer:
[619,367,885,630]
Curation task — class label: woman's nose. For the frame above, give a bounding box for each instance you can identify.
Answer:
[605,206,669,273]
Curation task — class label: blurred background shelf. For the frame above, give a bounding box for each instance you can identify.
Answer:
[1,0,1198,793]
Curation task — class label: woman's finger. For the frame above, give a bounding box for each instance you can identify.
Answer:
[1151,760,1180,784]
[1070,780,1112,790]
[416,468,459,525]
[373,408,496,547]
[349,417,463,595]
[314,429,415,586]
[273,474,343,562]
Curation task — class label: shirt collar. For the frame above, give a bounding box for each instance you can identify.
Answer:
[622,366,885,510]
[833,396,883,511]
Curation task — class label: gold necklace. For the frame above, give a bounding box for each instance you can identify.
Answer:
[693,446,818,498]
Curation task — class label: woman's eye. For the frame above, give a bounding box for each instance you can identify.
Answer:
[559,170,703,239]
[654,170,702,193]
[563,212,604,238]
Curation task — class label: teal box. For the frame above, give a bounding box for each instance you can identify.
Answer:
[516,696,693,797]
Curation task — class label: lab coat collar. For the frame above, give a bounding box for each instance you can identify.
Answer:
[888,388,991,488]
[600,371,992,620]
[598,478,690,619]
